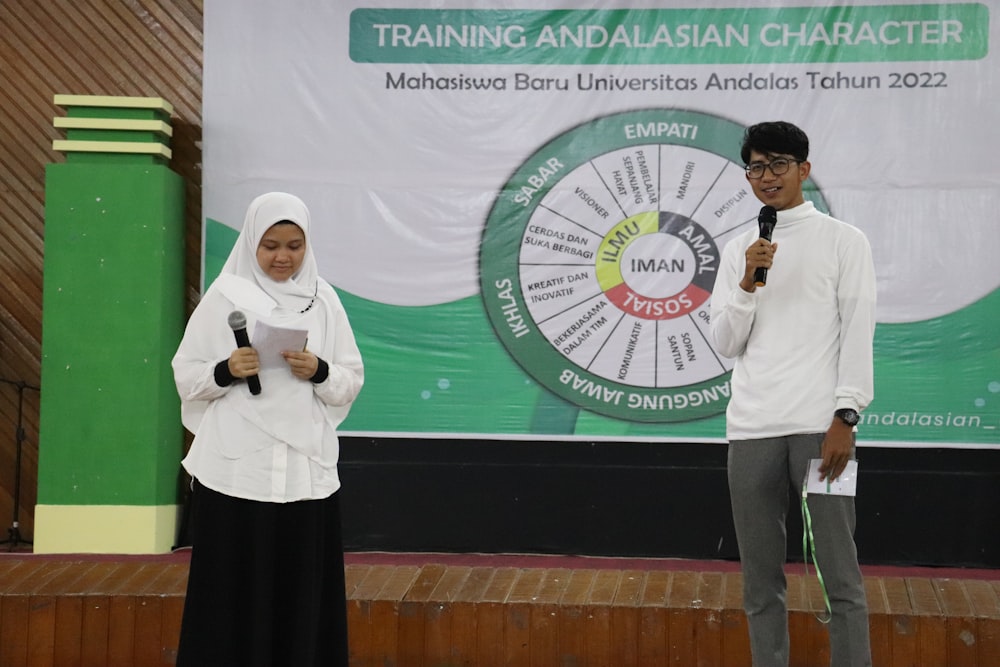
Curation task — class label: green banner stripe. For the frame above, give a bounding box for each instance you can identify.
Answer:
[350,5,988,64]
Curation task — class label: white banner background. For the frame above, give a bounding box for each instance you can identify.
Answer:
[203,0,1000,447]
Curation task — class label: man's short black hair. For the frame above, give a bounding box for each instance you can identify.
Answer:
[740,121,809,165]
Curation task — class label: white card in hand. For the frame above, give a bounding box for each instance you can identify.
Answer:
[805,459,858,497]
[251,320,309,370]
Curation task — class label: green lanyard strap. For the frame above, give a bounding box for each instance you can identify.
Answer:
[801,487,833,624]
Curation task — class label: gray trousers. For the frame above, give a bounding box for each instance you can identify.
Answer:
[728,434,872,667]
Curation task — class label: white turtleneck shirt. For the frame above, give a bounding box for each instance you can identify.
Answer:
[710,201,876,441]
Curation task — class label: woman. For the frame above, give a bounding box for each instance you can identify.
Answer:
[172,192,364,667]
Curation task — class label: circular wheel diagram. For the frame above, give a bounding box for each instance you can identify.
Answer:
[481,109,827,423]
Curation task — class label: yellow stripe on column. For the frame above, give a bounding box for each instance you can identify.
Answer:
[33,504,180,554]
[52,139,172,158]
[54,116,174,136]
[53,94,174,114]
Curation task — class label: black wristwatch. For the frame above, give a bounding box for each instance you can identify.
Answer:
[834,408,860,426]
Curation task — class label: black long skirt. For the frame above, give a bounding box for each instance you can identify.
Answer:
[176,481,349,667]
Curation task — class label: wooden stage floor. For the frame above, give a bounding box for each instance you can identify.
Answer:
[1,549,998,666]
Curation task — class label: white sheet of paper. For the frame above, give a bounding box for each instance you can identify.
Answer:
[805,459,858,497]
[251,321,309,370]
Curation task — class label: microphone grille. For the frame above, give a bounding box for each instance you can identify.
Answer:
[759,205,777,222]
[227,310,247,330]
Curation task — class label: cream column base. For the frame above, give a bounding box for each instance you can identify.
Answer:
[33,504,180,554]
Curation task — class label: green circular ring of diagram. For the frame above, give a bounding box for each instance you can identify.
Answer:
[480,108,828,423]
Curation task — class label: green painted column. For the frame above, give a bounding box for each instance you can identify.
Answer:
[35,95,185,553]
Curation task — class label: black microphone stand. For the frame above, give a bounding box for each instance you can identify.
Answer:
[0,378,40,551]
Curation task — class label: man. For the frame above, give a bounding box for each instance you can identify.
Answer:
[710,121,876,667]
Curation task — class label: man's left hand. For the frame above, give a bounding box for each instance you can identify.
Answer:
[819,422,854,481]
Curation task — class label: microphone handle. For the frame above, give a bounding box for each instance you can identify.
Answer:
[753,265,768,287]
[232,327,262,395]
[754,224,774,287]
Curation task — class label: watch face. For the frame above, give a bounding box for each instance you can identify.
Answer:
[838,409,860,426]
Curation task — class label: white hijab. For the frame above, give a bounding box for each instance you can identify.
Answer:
[215,192,319,321]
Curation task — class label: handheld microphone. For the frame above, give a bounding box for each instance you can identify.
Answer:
[227,310,261,395]
[753,205,778,287]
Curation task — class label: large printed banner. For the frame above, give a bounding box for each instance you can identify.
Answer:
[203,1,1000,447]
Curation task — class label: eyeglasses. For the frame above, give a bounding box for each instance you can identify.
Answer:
[745,158,799,179]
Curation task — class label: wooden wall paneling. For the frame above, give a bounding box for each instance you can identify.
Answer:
[0,0,204,541]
